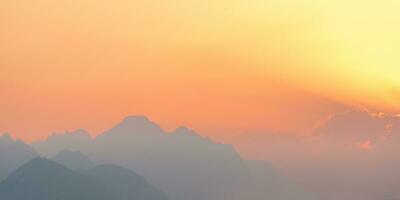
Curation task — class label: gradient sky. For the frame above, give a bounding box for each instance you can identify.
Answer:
[1,0,400,142]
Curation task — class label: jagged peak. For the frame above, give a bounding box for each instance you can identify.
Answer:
[19,157,61,170]
[119,115,155,127]
[0,133,13,142]
[110,115,163,132]
[72,129,90,135]
[65,129,91,137]
[46,129,91,141]
[173,126,199,136]
[96,115,165,139]
[6,157,73,180]
[171,126,211,142]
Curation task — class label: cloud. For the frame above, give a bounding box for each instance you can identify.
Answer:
[233,110,400,200]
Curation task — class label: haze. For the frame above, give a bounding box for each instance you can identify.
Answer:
[1,0,400,140]
[1,1,400,199]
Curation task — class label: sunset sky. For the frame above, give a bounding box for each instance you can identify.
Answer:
[1,0,400,143]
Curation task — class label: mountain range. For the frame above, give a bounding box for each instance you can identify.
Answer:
[53,149,95,170]
[31,115,313,200]
[1,115,313,200]
[0,158,168,200]
[0,133,38,181]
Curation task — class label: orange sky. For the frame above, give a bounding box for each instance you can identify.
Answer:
[1,0,400,142]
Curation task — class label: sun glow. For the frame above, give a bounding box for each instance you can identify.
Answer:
[1,0,400,140]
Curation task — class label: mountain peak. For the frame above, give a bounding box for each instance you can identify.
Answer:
[174,126,199,136]
[104,115,164,134]
[117,115,160,130]
[0,133,13,142]
[23,157,58,168]
[0,133,12,140]
[46,129,91,141]
[53,149,95,170]
[11,157,67,177]
[64,129,91,138]
[172,126,204,140]
[0,157,117,200]
[122,115,151,124]
[174,126,192,132]
[71,129,90,136]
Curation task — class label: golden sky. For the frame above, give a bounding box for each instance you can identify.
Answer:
[1,0,400,141]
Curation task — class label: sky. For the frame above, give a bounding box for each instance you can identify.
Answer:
[1,0,400,144]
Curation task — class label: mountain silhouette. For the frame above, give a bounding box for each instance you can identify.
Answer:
[0,158,169,200]
[83,164,168,200]
[53,149,95,170]
[32,115,313,200]
[32,129,92,157]
[107,115,166,136]
[0,133,38,181]
[243,160,313,199]
[89,116,249,200]
[0,158,114,200]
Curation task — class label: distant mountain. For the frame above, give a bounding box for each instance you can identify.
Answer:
[53,149,95,170]
[32,129,92,157]
[90,116,249,200]
[0,158,169,200]
[83,164,168,200]
[0,133,38,181]
[30,115,313,200]
[242,160,314,200]
[0,158,114,200]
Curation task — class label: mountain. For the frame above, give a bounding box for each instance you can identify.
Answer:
[30,115,313,200]
[0,133,38,181]
[32,129,92,157]
[0,158,169,200]
[0,158,114,200]
[90,116,249,200]
[242,160,314,200]
[53,149,95,170]
[83,164,168,200]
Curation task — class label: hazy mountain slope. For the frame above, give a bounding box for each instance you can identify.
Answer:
[0,133,38,181]
[31,129,92,157]
[241,160,314,200]
[29,115,313,200]
[53,149,95,170]
[89,116,312,200]
[82,164,168,200]
[0,158,114,200]
[0,158,169,200]
[90,116,248,200]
